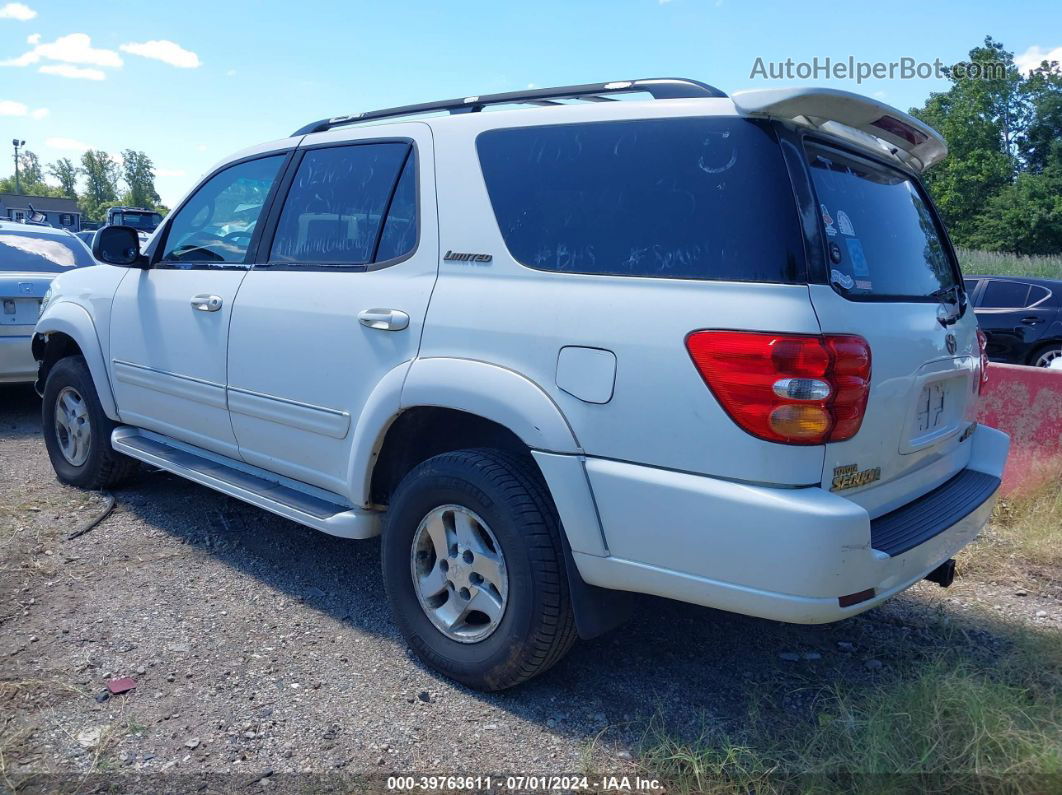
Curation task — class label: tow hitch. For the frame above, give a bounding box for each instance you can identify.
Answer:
[924,558,956,588]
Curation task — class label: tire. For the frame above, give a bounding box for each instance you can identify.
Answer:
[382,448,577,691]
[42,356,137,489]
[1028,342,1062,369]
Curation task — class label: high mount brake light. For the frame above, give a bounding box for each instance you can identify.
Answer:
[685,331,872,445]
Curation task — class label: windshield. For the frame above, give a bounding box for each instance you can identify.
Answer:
[114,212,162,231]
[806,144,959,300]
[0,231,95,272]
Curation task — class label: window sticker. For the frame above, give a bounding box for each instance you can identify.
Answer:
[820,203,837,236]
[844,237,869,277]
[831,268,854,289]
[836,210,855,236]
[855,279,873,290]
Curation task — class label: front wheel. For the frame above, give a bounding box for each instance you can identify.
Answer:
[42,356,137,489]
[381,449,577,690]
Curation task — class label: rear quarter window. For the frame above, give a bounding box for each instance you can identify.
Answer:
[476,117,805,283]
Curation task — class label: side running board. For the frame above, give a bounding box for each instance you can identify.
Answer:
[111,427,380,539]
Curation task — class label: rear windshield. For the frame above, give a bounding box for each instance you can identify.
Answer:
[0,230,94,272]
[806,144,959,300]
[113,212,162,230]
[476,118,805,283]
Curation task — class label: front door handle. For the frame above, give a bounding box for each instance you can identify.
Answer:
[191,294,223,312]
[358,308,409,331]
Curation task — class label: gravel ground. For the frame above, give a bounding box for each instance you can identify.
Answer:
[1,382,1058,793]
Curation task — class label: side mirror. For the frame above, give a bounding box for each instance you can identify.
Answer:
[92,225,145,267]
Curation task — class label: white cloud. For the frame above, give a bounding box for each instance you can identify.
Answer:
[39,63,106,80]
[0,97,47,117]
[2,32,122,68]
[195,143,208,152]
[25,32,38,44]
[872,90,887,99]
[120,39,200,68]
[1015,45,1062,74]
[155,168,186,177]
[225,68,236,77]
[45,136,91,153]
[0,3,36,21]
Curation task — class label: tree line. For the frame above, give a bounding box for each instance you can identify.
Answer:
[911,37,1060,255]
[0,148,168,223]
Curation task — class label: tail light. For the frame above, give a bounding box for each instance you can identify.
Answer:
[976,329,990,394]
[685,331,871,445]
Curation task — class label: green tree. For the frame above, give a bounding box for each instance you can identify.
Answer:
[1019,60,1062,173]
[119,149,160,209]
[47,157,81,198]
[79,149,120,222]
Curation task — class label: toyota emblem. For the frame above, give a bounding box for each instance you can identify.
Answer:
[945,333,957,355]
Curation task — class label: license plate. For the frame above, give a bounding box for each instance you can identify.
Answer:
[916,382,948,433]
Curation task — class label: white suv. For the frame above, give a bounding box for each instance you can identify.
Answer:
[34,79,1009,690]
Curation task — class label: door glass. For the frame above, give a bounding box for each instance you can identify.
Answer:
[269,143,410,267]
[161,155,284,265]
[375,154,417,262]
[1026,285,1050,307]
[980,280,1030,309]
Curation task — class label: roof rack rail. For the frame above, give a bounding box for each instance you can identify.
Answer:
[292,77,727,136]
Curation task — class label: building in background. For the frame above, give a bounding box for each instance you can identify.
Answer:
[0,194,81,231]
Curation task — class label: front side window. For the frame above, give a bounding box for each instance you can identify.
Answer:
[161,155,284,265]
[0,231,95,272]
[269,143,412,267]
[476,117,804,282]
[807,144,959,300]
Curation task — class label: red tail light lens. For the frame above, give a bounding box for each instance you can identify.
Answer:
[976,329,990,394]
[685,331,872,445]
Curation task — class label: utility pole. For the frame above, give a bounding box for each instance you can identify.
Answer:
[12,139,25,194]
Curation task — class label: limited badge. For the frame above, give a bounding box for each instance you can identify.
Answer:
[831,463,882,492]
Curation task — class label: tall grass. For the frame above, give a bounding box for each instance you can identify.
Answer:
[957,248,1062,279]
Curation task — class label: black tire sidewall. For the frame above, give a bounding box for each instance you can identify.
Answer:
[42,357,113,487]
[382,454,548,685]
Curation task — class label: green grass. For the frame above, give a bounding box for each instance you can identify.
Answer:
[957,248,1062,279]
[636,479,1062,794]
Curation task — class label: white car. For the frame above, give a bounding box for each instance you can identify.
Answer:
[0,222,94,382]
[33,79,1009,690]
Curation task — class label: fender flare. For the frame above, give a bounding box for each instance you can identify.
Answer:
[33,301,118,420]
[346,357,581,507]
[402,357,580,452]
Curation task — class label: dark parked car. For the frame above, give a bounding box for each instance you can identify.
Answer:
[965,275,1062,368]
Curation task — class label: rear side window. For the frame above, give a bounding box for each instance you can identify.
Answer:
[476,118,804,282]
[807,144,959,300]
[0,231,94,272]
[269,143,412,267]
[980,280,1031,308]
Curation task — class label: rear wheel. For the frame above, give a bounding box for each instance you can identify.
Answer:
[382,448,577,690]
[1029,343,1062,368]
[42,356,137,489]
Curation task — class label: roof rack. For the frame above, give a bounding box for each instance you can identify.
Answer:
[292,77,727,136]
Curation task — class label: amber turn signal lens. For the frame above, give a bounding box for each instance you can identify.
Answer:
[768,404,831,439]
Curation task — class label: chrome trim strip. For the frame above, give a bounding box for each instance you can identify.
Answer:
[227,385,348,417]
[111,358,225,389]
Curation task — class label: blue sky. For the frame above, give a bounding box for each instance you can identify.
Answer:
[1,0,1059,207]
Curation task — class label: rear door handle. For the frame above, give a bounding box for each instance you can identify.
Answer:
[1020,316,1042,325]
[191,294,223,312]
[358,308,409,331]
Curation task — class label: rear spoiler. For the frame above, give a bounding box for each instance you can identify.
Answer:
[731,87,947,172]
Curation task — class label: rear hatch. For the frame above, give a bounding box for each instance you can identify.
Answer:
[799,139,980,517]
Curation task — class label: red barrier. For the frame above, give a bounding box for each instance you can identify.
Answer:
[976,362,1062,495]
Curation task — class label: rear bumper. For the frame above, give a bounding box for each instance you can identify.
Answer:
[571,424,1009,624]
[0,334,36,383]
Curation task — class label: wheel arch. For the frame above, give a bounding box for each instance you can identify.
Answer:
[33,301,118,420]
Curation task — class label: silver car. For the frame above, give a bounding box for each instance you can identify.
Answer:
[1,222,94,383]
